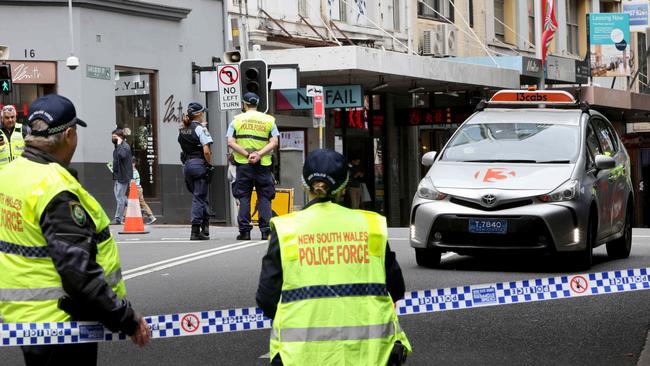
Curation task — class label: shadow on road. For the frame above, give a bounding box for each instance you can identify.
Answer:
[428,252,614,274]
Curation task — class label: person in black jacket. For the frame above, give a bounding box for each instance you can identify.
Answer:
[111,128,132,225]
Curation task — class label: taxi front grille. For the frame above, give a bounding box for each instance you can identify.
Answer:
[450,197,534,212]
[430,215,553,248]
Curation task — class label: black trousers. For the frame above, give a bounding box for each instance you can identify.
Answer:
[22,343,97,366]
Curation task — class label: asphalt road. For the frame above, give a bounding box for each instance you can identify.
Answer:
[3,226,650,366]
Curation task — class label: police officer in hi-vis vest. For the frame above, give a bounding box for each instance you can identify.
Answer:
[0,104,28,168]
[227,92,280,240]
[256,149,412,366]
[0,94,150,366]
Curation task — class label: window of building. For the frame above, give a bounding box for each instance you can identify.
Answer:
[469,0,474,27]
[418,0,454,23]
[393,0,400,31]
[494,0,505,42]
[566,0,579,55]
[298,0,308,17]
[528,0,535,47]
[639,33,648,93]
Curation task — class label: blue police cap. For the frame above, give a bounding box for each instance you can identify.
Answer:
[187,102,207,114]
[28,94,87,136]
[302,149,349,195]
[243,92,260,105]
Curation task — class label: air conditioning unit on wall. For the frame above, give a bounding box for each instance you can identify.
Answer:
[422,23,457,57]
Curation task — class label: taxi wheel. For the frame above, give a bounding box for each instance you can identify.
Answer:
[415,248,441,268]
[606,204,632,259]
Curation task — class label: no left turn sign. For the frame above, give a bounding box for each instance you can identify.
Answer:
[217,64,242,110]
[219,65,239,85]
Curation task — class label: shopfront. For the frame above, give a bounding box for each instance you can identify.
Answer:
[0,61,57,121]
[114,68,159,200]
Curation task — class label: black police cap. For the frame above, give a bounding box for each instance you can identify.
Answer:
[28,94,87,136]
[302,149,349,195]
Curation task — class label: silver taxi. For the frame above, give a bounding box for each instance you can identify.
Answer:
[410,90,633,269]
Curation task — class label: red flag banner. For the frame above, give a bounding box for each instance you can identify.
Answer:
[541,0,558,65]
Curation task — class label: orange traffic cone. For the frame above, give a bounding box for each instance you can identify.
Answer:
[119,181,149,234]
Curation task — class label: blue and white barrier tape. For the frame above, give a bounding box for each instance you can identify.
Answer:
[3,267,649,346]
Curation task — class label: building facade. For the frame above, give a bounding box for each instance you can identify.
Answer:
[229,0,519,226]
[0,0,228,224]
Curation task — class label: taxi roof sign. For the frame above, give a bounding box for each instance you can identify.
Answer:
[489,90,576,104]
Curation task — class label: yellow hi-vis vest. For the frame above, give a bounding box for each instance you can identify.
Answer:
[232,111,275,166]
[0,123,25,167]
[269,201,411,365]
[0,157,126,323]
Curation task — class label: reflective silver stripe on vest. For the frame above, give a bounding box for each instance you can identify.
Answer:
[0,287,65,302]
[280,322,395,342]
[105,268,123,287]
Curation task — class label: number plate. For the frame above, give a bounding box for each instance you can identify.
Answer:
[468,218,508,234]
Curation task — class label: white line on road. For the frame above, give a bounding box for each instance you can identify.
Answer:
[123,240,267,280]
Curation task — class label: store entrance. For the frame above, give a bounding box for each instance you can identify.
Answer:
[114,68,159,199]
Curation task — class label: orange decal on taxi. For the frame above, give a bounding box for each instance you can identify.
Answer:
[475,168,516,183]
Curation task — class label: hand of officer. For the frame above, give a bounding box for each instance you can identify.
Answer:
[129,316,152,347]
[248,151,261,164]
[116,136,123,145]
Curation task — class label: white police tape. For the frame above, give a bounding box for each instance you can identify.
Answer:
[2,267,649,346]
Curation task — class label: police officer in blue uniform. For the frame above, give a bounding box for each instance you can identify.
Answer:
[178,102,213,240]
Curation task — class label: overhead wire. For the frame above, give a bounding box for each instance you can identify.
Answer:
[441,0,499,67]
[418,0,509,62]
[493,16,535,49]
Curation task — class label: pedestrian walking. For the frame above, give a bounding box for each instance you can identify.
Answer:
[178,102,213,240]
[347,156,365,209]
[0,94,150,366]
[227,92,279,240]
[111,128,132,225]
[0,104,28,168]
[132,157,156,224]
[256,149,411,366]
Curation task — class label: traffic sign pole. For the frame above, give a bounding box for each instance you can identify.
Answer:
[307,85,324,149]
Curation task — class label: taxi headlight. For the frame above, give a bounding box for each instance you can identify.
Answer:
[417,178,447,201]
[538,180,580,202]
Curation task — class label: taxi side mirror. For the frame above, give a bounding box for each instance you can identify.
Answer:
[594,155,616,170]
[422,151,437,167]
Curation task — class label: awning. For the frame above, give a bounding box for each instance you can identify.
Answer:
[257,46,520,93]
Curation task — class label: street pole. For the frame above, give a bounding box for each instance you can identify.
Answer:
[535,0,545,90]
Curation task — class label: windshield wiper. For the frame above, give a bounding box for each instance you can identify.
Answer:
[536,160,571,164]
[462,159,537,163]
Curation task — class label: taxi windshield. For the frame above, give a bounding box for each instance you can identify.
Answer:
[441,123,580,163]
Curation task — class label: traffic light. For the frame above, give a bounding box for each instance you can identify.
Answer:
[240,59,268,113]
[0,64,12,94]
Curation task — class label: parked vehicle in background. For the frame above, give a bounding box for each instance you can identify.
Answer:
[410,90,633,270]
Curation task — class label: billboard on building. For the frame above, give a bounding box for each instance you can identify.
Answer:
[623,0,649,32]
[588,13,631,77]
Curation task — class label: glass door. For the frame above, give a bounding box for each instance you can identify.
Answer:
[114,68,159,198]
